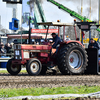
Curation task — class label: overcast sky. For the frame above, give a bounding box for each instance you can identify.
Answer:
[0,0,99,31]
[42,0,98,22]
[0,0,22,31]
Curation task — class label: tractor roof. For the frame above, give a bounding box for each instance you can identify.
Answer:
[37,22,73,26]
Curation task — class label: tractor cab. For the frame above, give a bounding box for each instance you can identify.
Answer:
[37,22,82,53]
[37,22,73,40]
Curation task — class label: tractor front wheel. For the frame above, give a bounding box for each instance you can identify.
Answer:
[7,59,21,75]
[26,58,42,75]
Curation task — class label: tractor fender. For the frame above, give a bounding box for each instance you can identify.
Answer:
[60,40,83,47]
[58,40,84,53]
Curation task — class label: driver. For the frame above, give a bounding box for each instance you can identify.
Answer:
[51,33,61,54]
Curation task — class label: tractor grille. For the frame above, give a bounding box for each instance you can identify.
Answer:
[15,50,22,59]
[14,45,22,59]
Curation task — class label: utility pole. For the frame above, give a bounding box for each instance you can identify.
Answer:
[24,12,31,44]
[89,0,91,42]
[80,0,83,42]
[28,1,34,44]
[81,0,83,16]
[90,0,91,20]
[12,8,17,33]
[29,17,31,44]
[29,2,33,44]
[13,8,17,18]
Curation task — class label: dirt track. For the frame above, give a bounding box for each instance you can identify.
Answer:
[0,72,100,89]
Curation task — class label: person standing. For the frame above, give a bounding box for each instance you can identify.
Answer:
[1,44,6,56]
[88,38,99,50]
[5,43,12,53]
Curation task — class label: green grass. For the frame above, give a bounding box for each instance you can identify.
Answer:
[0,69,27,73]
[0,86,100,98]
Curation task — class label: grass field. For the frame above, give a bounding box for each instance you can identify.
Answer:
[0,86,100,98]
[0,69,27,73]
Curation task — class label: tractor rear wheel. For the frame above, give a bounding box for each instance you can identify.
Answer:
[26,58,42,75]
[7,59,21,75]
[57,43,88,75]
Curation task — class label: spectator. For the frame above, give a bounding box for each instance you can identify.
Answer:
[1,44,6,56]
[32,39,35,44]
[10,43,14,47]
[5,43,12,53]
[88,38,99,50]
[9,43,14,54]
[13,39,18,44]
[40,39,45,45]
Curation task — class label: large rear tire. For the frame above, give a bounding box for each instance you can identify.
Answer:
[26,58,42,76]
[57,43,88,75]
[6,59,21,75]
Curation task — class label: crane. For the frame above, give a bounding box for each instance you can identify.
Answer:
[47,0,100,32]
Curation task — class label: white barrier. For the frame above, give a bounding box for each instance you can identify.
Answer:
[0,57,11,62]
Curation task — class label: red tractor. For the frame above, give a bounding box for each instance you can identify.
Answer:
[6,22,88,75]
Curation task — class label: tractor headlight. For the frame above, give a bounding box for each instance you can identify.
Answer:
[15,56,18,59]
[15,56,22,59]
